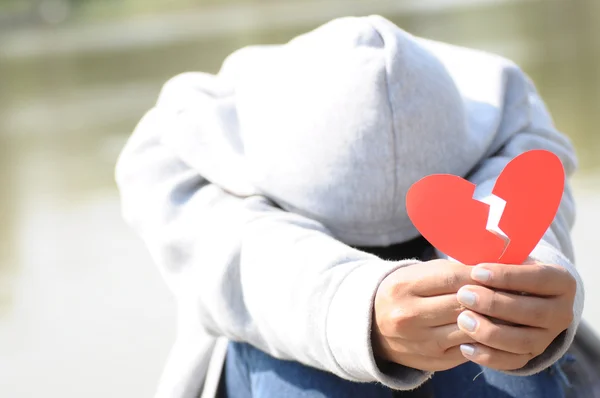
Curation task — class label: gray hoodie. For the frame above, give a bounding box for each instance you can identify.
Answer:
[116,15,584,398]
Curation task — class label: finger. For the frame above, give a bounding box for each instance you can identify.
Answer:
[456,310,549,356]
[459,343,533,371]
[456,285,571,328]
[381,324,474,359]
[431,323,477,350]
[377,294,463,338]
[382,344,469,372]
[419,294,465,326]
[440,345,472,366]
[413,260,474,296]
[471,263,576,296]
[389,350,469,372]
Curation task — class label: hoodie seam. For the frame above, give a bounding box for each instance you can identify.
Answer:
[366,20,399,226]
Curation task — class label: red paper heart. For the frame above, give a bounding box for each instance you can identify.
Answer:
[406,150,564,265]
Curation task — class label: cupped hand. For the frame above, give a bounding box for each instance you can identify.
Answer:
[372,259,477,372]
[455,261,576,371]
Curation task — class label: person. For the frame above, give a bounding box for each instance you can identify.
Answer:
[116,15,584,398]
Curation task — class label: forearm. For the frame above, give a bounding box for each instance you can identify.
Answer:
[116,102,431,389]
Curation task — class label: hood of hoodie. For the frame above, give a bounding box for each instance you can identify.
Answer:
[159,15,504,246]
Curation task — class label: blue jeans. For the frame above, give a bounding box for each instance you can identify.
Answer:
[223,342,573,398]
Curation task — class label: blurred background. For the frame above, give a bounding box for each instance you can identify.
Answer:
[0,0,598,397]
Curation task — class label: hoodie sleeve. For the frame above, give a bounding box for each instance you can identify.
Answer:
[115,75,431,391]
[465,66,584,375]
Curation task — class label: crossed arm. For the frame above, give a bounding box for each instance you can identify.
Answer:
[116,70,583,391]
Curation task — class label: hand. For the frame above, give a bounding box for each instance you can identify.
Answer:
[456,261,576,371]
[372,259,477,372]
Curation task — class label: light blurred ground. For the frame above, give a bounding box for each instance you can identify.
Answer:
[572,175,600,333]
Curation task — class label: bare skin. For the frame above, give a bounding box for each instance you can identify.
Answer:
[372,259,576,372]
[372,259,478,371]
[456,261,576,370]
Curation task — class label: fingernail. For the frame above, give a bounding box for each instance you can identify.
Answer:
[457,289,477,307]
[458,312,478,332]
[472,267,492,282]
[460,344,476,357]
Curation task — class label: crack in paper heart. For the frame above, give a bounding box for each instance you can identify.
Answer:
[475,193,510,254]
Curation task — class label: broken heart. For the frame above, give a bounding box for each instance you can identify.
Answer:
[406,150,565,265]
